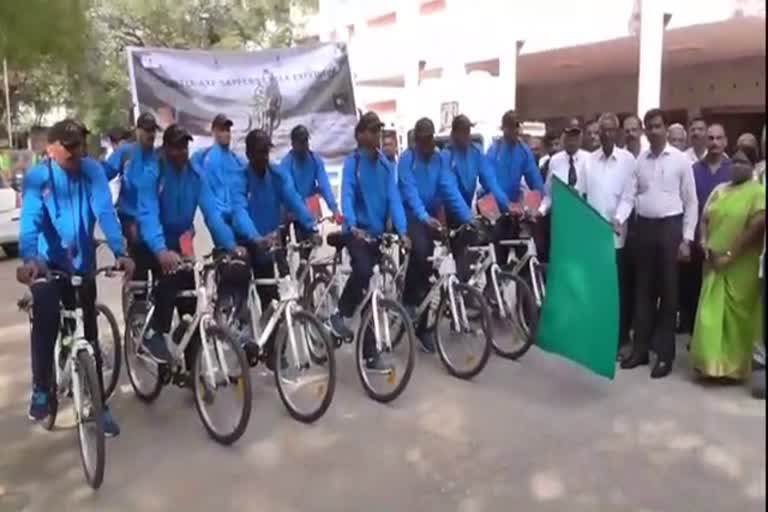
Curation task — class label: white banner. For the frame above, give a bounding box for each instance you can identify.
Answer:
[126,43,357,167]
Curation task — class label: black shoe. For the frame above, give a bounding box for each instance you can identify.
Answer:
[242,341,260,367]
[620,352,649,370]
[418,329,436,354]
[651,360,673,379]
[616,343,632,362]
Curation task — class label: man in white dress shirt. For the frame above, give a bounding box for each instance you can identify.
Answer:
[536,126,590,262]
[539,126,590,212]
[621,108,698,379]
[582,113,637,357]
[685,117,708,164]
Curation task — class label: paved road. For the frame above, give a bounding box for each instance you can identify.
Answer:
[0,235,765,512]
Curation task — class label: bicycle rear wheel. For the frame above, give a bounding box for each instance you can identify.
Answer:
[193,322,252,445]
[434,283,492,379]
[95,303,121,401]
[489,271,538,360]
[75,350,106,489]
[274,310,336,423]
[355,298,415,403]
[123,301,163,402]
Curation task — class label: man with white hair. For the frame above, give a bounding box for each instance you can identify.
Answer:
[583,112,637,357]
[667,123,687,152]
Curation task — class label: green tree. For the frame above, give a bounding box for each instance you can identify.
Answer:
[73,0,315,136]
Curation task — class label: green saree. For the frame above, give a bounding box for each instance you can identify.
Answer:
[691,180,765,379]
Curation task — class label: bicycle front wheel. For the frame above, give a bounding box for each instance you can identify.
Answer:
[490,272,538,360]
[193,322,252,446]
[435,283,492,380]
[75,350,106,489]
[95,303,121,402]
[274,310,336,423]
[123,301,163,403]
[355,298,415,403]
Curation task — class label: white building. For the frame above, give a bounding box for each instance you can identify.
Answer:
[301,0,765,147]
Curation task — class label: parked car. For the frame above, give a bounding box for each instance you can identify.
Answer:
[0,173,22,258]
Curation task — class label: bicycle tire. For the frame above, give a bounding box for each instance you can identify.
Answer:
[75,350,106,489]
[491,271,538,360]
[355,298,416,403]
[123,300,163,403]
[193,323,252,445]
[434,283,492,380]
[95,302,122,402]
[302,270,337,320]
[274,310,336,423]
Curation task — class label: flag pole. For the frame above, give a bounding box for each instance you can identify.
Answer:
[2,58,12,148]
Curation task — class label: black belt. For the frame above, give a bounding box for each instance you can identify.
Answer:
[636,214,682,224]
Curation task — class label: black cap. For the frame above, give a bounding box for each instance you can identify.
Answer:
[414,117,435,135]
[355,111,384,135]
[290,124,310,141]
[451,114,475,131]
[48,119,85,148]
[107,126,131,144]
[563,126,582,136]
[501,110,520,128]
[245,129,274,152]
[162,124,193,147]
[136,112,159,131]
[211,114,233,130]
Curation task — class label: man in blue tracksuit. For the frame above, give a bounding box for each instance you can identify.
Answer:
[441,114,511,279]
[102,112,161,281]
[485,110,545,264]
[225,129,316,369]
[331,112,409,370]
[398,117,468,352]
[137,124,242,365]
[191,114,246,224]
[17,119,135,436]
[280,124,343,225]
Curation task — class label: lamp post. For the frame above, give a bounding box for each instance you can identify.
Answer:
[3,58,12,148]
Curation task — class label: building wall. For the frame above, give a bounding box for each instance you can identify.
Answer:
[518,55,765,120]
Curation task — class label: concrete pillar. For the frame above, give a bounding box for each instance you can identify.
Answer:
[398,0,421,127]
[636,0,665,118]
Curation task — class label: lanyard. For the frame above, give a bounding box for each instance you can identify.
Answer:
[46,158,84,263]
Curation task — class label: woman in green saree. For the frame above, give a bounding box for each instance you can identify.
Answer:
[691,150,766,380]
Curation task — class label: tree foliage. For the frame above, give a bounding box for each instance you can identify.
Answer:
[2,0,314,140]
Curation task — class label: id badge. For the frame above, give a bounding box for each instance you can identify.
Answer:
[179,231,195,258]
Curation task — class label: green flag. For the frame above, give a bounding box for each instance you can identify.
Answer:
[536,177,619,379]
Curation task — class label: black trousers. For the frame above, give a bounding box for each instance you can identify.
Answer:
[30,277,103,396]
[616,247,633,345]
[403,221,435,307]
[632,215,683,363]
[119,213,156,284]
[678,244,704,334]
[338,235,380,318]
[150,269,197,368]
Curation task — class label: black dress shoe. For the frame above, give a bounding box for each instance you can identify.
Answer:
[651,360,673,379]
[620,352,649,369]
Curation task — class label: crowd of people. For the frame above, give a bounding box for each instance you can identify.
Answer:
[16,105,766,437]
[523,113,765,398]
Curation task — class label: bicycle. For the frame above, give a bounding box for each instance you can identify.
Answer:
[384,223,493,379]
[464,213,540,360]
[17,266,123,489]
[305,232,416,403]
[122,253,252,446]
[216,233,336,424]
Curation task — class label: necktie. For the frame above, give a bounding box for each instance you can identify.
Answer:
[568,154,577,186]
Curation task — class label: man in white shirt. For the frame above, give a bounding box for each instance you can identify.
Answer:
[685,117,708,164]
[667,123,687,152]
[539,126,590,214]
[583,112,637,356]
[621,108,698,379]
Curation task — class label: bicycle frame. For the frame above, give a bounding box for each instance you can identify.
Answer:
[132,259,232,390]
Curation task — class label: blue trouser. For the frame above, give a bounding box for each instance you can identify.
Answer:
[30,276,103,396]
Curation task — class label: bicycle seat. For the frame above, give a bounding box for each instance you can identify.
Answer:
[327,231,346,250]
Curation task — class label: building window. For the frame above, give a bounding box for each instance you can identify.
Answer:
[420,0,446,15]
[367,12,397,28]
